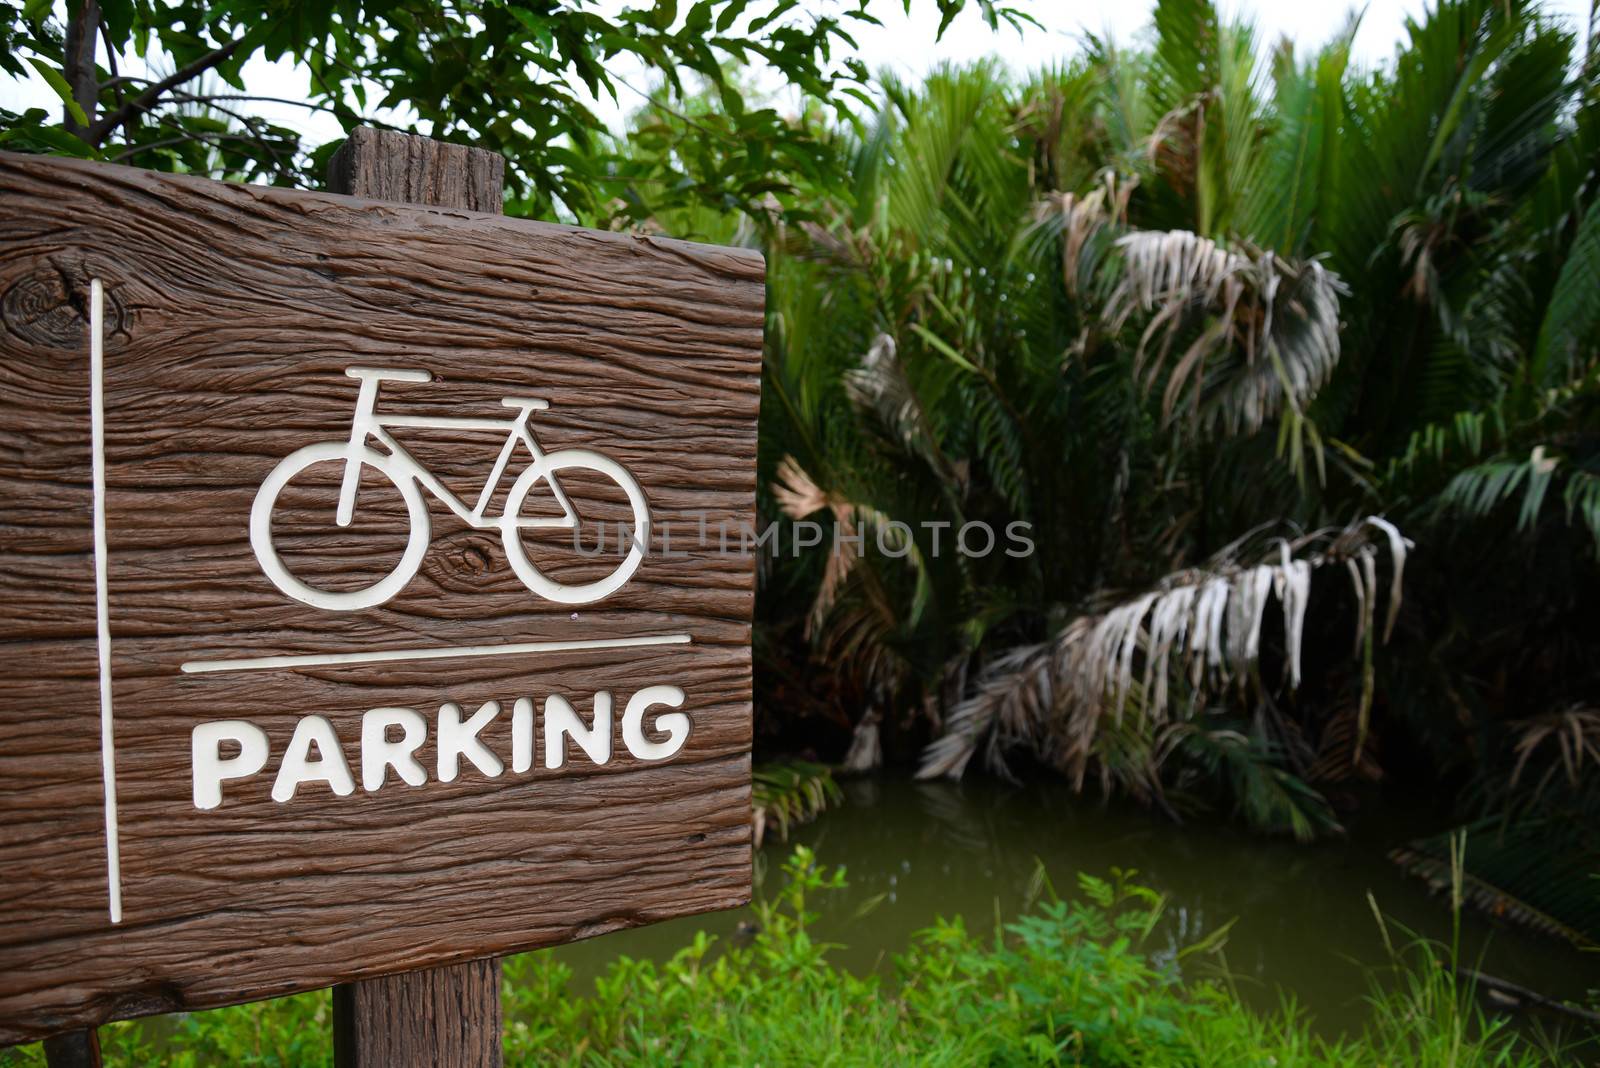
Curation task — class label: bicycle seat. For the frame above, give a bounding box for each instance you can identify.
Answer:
[501,396,550,410]
[347,366,432,383]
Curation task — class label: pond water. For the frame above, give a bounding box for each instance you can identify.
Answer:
[553,775,1600,1038]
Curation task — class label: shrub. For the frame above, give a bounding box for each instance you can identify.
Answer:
[2,848,1580,1066]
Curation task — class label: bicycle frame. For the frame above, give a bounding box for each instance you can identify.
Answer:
[335,371,576,531]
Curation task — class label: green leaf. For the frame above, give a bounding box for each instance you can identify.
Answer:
[910,323,981,374]
[27,57,89,127]
[0,122,95,157]
[1532,194,1600,388]
[715,0,752,32]
[98,0,135,45]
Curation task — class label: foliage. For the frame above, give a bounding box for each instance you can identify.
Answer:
[1391,818,1600,949]
[0,986,332,1067]
[1356,900,1581,1068]
[5,0,1597,870]
[712,0,1600,847]
[0,0,1029,223]
[4,847,1582,1066]
[1391,711,1600,946]
[752,760,843,846]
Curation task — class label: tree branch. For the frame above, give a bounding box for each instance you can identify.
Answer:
[112,127,282,163]
[155,104,298,180]
[168,91,343,115]
[63,0,101,138]
[87,39,241,147]
[99,16,125,109]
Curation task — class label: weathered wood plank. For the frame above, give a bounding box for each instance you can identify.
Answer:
[0,149,761,1045]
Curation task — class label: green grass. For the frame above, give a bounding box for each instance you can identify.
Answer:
[3,848,1588,1066]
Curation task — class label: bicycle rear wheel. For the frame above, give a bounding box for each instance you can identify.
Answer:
[251,442,430,611]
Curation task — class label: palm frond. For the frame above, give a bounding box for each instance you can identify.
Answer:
[753,761,844,848]
[1506,705,1600,804]
[1034,169,1135,298]
[1391,818,1600,946]
[1438,445,1561,534]
[920,517,1410,792]
[1105,230,1347,435]
[1533,194,1600,388]
[845,332,966,493]
[1160,723,1343,841]
[1240,18,1355,254]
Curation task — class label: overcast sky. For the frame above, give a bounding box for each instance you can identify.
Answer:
[2,0,1592,149]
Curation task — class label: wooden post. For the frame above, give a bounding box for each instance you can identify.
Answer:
[327,127,504,212]
[326,126,505,1068]
[332,961,502,1068]
[42,1030,100,1068]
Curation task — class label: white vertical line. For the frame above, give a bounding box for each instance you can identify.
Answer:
[90,278,123,925]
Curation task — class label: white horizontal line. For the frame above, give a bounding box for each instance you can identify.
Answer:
[180,633,692,675]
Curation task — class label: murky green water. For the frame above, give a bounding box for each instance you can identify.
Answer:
[553,776,1600,1037]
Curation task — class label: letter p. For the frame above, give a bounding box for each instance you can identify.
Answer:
[192,720,270,810]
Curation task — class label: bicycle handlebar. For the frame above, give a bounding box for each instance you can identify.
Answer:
[346,366,432,384]
[501,397,550,411]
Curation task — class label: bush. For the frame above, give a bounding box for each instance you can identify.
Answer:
[2,848,1580,1066]
[504,849,1575,1066]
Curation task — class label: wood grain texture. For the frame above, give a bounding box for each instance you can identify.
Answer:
[0,149,761,1045]
[327,127,506,1068]
[328,128,504,212]
[333,959,499,1068]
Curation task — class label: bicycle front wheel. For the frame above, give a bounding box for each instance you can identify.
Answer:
[500,448,649,604]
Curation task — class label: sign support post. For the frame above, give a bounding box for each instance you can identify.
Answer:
[324,126,507,1068]
[41,1031,99,1068]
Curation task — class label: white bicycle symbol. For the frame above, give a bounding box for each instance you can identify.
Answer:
[250,367,648,611]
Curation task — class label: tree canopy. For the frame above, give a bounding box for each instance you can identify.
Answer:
[1,0,1030,221]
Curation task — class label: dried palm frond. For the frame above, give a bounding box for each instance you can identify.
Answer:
[919,516,1411,784]
[773,455,858,635]
[772,454,833,520]
[1035,170,1136,297]
[811,551,915,699]
[1105,229,1346,434]
[1507,705,1600,803]
[844,333,964,491]
[1306,701,1384,785]
[845,334,922,453]
[771,454,920,640]
[919,618,1097,783]
[840,710,882,773]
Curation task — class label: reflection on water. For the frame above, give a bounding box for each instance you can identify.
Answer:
[551,776,1600,1036]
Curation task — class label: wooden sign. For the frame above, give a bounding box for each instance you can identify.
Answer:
[0,151,762,1045]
